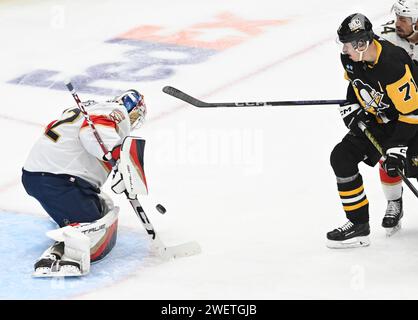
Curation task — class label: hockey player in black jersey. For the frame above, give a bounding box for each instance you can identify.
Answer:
[327,13,418,248]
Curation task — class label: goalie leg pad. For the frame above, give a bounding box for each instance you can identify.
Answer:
[33,232,89,278]
[36,206,119,277]
[89,213,118,263]
[88,191,119,262]
[62,227,91,274]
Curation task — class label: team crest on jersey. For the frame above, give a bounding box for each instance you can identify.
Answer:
[352,79,390,111]
[108,109,125,124]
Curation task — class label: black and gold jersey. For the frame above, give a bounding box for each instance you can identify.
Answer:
[342,37,418,147]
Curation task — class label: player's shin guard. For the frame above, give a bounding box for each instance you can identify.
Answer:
[337,172,369,224]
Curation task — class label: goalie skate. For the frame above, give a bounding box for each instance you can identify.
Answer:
[33,255,83,278]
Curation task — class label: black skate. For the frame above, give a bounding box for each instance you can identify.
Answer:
[382,198,403,237]
[33,254,81,277]
[326,221,370,248]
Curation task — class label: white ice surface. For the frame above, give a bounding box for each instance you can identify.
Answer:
[3,0,418,299]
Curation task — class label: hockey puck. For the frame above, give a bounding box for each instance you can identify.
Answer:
[156,204,166,214]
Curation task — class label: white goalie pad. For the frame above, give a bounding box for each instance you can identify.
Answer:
[46,207,118,242]
[44,206,119,276]
[119,136,148,196]
[61,227,90,275]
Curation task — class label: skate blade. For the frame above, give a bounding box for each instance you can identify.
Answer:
[33,266,84,278]
[33,271,82,278]
[326,236,370,249]
[385,221,402,237]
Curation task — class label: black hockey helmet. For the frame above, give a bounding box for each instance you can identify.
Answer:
[337,13,374,45]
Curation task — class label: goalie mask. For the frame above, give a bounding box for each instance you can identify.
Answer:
[114,89,147,129]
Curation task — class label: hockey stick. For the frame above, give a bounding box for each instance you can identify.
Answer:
[358,121,418,198]
[162,86,346,108]
[65,81,201,259]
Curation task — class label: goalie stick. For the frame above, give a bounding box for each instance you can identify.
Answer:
[162,86,346,108]
[65,80,201,259]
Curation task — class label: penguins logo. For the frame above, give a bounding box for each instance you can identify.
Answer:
[352,79,390,111]
[348,18,363,32]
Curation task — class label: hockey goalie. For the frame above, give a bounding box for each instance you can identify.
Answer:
[21,89,147,277]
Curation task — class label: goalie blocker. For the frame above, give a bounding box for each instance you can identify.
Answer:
[111,136,148,198]
[112,137,148,199]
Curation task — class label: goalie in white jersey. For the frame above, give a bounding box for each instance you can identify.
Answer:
[22,89,147,276]
[373,0,418,235]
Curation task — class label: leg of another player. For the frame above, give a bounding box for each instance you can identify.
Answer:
[378,158,403,236]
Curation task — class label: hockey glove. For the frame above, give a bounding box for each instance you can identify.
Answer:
[383,146,407,178]
[339,102,375,136]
